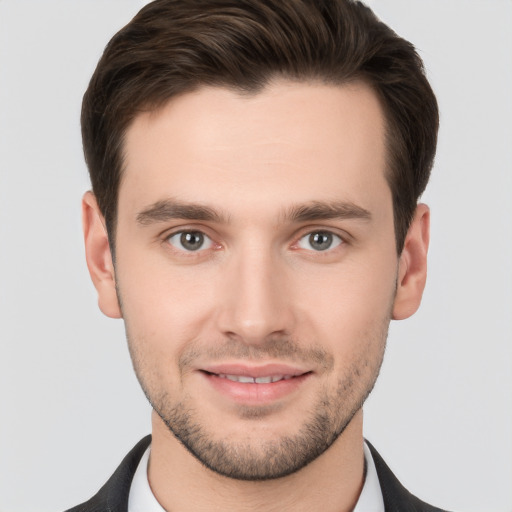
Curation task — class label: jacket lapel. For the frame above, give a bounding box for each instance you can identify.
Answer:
[65,435,151,512]
[366,440,450,512]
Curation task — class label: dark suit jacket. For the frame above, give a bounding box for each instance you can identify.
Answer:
[65,436,450,512]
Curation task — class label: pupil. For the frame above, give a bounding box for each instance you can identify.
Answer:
[181,232,203,251]
[310,232,332,251]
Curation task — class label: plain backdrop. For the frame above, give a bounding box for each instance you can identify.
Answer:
[0,1,511,511]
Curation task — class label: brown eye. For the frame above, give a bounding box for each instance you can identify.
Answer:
[297,231,342,251]
[167,231,212,252]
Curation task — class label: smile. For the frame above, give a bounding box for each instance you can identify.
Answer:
[200,367,312,405]
[215,374,295,384]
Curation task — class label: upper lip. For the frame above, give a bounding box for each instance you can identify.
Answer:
[200,363,311,378]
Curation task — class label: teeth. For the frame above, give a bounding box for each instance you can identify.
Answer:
[255,376,272,384]
[217,374,292,383]
[237,375,255,383]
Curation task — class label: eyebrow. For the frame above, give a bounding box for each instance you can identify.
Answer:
[285,201,372,223]
[136,198,371,226]
[136,199,228,225]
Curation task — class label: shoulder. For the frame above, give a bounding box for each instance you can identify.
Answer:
[64,435,151,512]
[366,440,453,512]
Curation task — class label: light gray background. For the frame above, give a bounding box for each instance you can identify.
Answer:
[0,1,511,511]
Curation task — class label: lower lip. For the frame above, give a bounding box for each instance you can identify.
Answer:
[201,372,311,405]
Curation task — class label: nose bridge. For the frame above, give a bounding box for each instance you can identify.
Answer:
[217,238,291,343]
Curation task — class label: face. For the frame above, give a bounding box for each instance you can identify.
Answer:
[84,80,428,480]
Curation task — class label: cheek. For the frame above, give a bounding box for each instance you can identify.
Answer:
[118,264,215,399]
[115,250,219,352]
[297,252,397,310]
[292,254,397,354]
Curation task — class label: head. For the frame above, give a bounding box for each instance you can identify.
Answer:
[82,0,437,481]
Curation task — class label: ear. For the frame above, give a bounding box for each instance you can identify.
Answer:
[82,191,122,319]
[392,203,430,320]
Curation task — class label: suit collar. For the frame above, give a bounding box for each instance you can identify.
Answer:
[65,435,151,512]
[366,440,449,512]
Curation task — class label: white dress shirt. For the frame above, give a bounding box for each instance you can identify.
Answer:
[128,441,384,512]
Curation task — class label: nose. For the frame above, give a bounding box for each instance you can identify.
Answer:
[216,245,295,345]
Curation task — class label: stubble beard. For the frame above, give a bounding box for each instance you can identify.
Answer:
[126,324,389,481]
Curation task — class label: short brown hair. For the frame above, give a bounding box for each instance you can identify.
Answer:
[82,0,438,252]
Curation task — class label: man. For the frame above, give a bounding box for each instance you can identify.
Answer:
[69,0,444,510]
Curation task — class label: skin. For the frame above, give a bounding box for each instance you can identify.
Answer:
[83,80,429,512]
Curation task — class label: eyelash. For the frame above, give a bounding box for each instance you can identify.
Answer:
[163,228,346,256]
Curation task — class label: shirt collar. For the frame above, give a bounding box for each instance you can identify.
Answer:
[128,441,384,512]
[128,446,165,512]
[354,441,385,512]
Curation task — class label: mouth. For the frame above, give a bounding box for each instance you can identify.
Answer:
[203,370,302,384]
[198,365,312,404]
[204,371,304,384]
[204,372,299,384]
[200,362,311,382]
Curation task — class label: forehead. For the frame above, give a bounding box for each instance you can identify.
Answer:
[120,80,389,217]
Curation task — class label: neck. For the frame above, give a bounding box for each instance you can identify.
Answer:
[148,410,365,512]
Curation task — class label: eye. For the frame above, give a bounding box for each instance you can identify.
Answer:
[297,231,343,252]
[166,231,213,252]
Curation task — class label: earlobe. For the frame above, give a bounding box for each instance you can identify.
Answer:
[392,204,430,320]
[82,191,122,319]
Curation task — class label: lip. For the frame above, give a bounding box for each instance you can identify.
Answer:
[198,363,312,405]
[201,363,309,378]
